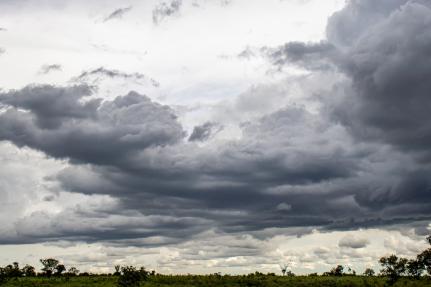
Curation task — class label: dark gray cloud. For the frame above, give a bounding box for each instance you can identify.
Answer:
[0,86,184,164]
[264,0,431,229]
[152,0,182,25]
[330,1,431,159]
[39,64,62,74]
[0,85,99,129]
[269,0,431,160]
[188,122,223,142]
[1,0,431,249]
[73,67,160,87]
[103,6,132,22]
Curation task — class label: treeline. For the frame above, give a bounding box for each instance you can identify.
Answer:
[0,259,151,287]
[0,259,81,282]
[0,235,430,286]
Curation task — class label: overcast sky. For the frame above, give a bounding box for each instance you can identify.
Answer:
[0,0,430,275]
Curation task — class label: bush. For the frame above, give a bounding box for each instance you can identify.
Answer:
[0,268,9,286]
[117,266,148,287]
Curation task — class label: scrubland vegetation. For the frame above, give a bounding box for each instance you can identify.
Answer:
[1,236,431,287]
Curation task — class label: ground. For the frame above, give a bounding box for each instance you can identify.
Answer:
[3,275,431,287]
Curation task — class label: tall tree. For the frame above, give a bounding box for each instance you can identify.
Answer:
[40,258,59,277]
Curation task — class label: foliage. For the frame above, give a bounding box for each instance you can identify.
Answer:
[55,264,66,276]
[416,235,431,275]
[363,268,375,276]
[40,258,60,277]
[2,274,431,287]
[3,263,22,279]
[21,265,36,277]
[65,267,79,277]
[0,267,9,286]
[117,266,148,287]
[406,259,423,278]
[324,265,344,276]
[379,255,408,284]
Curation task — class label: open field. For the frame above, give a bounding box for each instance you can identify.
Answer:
[3,275,431,287]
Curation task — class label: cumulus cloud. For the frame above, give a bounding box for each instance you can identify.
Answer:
[0,86,184,165]
[267,0,431,226]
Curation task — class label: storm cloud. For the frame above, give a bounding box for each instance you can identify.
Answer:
[0,0,430,273]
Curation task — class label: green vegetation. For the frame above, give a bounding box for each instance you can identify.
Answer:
[1,274,431,287]
[1,235,430,286]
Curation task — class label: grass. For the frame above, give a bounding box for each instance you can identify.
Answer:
[3,275,431,287]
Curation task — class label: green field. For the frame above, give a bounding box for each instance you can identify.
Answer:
[2,275,431,287]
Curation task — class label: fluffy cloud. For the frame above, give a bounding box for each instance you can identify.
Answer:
[0,86,185,165]
[268,0,431,229]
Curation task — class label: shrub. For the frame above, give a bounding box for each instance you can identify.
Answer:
[363,268,375,277]
[0,268,9,286]
[117,266,148,287]
[22,265,36,277]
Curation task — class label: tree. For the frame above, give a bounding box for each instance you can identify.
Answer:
[40,258,59,277]
[0,267,9,286]
[406,259,424,279]
[280,264,288,276]
[4,262,22,279]
[55,264,66,276]
[363,268,375,276]
[66,267,79,277]
[379,255,408,284]
[327,265,344,276]
[114,265,121,276]
[22,265,36,277]
[117,266,149,287]
[417,236,431,275]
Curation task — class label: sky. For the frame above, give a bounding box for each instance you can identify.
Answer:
[0,0,430,275]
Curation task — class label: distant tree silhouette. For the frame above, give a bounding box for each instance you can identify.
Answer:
[22,265,36,277]
[379,255,408,284]
[40,258,59,277]
[324,265,344,276]
[66,267,79,277]
[114,265,121,276]
[417,235,431,276]
[363,268,375,276]
[55,264,66,276]
[117,266,149,287]
[0,267,9,285]
[406,259,423,279]
[4,262,22,279]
